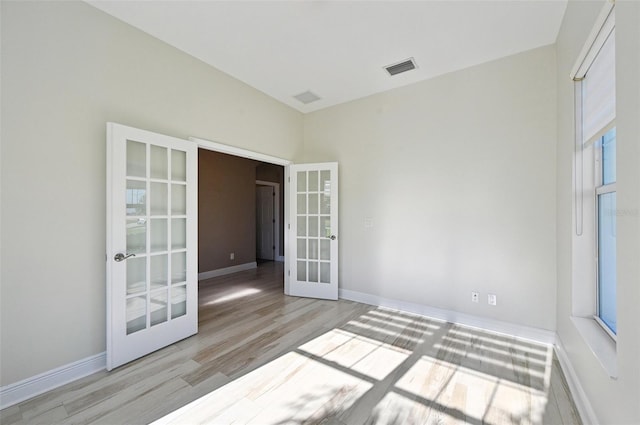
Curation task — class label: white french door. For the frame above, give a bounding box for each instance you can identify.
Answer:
[106,123,198,370]
[288,163,338,300]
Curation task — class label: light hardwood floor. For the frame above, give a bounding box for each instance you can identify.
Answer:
[1,261,581,425]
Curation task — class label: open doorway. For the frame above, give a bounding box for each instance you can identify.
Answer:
[256,182,277,261]
[197,149,284,282]
[256,162,284,263]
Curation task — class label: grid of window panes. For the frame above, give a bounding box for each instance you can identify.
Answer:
[125,140,188,335]
[296,170,332,284]
[597,127,616,335]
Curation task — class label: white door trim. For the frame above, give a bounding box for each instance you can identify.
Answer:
[189,137,292,166]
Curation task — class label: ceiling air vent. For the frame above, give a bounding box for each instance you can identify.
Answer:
[384,58,417,76]
[293,90,321,105]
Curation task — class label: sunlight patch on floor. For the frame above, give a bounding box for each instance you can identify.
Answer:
[151,309,559,425]
[367,308,445,330]
[299,328,411,381]
[151,350,373,424]
[433,343,548,382]
[205,287,262,305]
[447,328,549,355]
[389,352,552,425]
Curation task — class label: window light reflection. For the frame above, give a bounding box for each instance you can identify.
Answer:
[151,307,560,425]
[205,288,262,305]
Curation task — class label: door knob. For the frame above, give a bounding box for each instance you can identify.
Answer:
[327,235,336,240]
[114,252,135,262]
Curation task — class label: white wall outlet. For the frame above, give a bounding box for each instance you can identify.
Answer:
[488,294,497,306]
[471,291,479,303]
[230,252,235,260]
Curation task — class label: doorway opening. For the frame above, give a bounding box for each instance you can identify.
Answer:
[197,149,285,283]
[256,179,281,262]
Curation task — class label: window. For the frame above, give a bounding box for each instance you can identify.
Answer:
[596,127,616,336]
[571,1,617,353]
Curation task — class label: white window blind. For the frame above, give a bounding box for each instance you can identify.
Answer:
[582,31,616,144]
[572,2,615,236]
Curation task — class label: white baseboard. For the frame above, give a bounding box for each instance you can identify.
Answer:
[198,262,257,280]
[338,288,557,345]
[276,255,285,262]
[554,338,599,425]
[0,352,106,410]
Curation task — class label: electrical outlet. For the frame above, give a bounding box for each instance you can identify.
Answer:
[471,292,479,303]
[488,294,497,306]
[230,252,235,260]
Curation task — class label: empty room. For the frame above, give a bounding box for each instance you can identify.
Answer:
[1,1,639,424]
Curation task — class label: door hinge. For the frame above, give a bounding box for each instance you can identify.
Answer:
[288,270,290,276]
[288,223,290,229]
[288,177,290,183]
[273,219,275,223]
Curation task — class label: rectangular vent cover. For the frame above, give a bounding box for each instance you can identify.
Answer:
[293,90,321,104]
[385,58,417,76]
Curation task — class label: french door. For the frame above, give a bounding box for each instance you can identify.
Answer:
[106,123,197,370]
[288,163,338,300]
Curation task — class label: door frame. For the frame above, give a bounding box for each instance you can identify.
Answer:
[256,180,282,262]
[189,137,292,294]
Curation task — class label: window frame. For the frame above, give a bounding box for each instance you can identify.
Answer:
[569,2,617,377]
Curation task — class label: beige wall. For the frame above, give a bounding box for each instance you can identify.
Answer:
[199,150,258,272]
[555,1,640,423]
[303,45,558,330]
[256,163,285,257]
[0,0,302,386]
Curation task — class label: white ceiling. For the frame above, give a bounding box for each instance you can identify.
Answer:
[87,0,568,113]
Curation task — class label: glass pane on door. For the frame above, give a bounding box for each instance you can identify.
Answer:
[150,219,168,252]
[320,263,330,284]
[150,146,168,180]
[127,141,146,177]
[150,254,168,290]
[127,296,146,334]
[126,218,146,254]
[150,290,168,327]
[172,184,187,215]
[126,180,146,216]
[171,150,186,182]
[171,285,187,319]
[151,183,168,216]
[172,219,187,250]
[126,257,146,295]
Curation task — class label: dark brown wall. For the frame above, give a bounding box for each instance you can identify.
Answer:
[198,149,257,272]
[256,163,285,257]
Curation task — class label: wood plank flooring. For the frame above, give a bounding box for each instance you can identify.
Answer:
[1,261,581,424]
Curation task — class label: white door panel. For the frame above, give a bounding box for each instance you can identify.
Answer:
[106,123,198,370]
